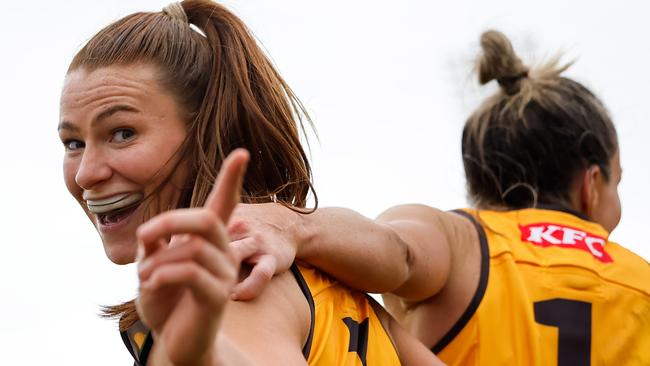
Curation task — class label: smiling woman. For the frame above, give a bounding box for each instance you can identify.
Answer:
[57,1,443,365]
[59,64,189,265]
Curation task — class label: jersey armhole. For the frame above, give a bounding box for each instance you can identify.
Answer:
[289,264,316,360]
[431,209,490,354]
[366,294,400,353]
[120,329,153,366]
[120,320,153,366]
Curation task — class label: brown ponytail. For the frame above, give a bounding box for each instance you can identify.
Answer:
[462,30,617,209]
[69,0,316,330]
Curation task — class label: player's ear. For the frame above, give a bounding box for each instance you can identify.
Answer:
[579,165,601,217]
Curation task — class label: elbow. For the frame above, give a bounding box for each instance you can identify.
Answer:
[391,232,451,302]
[377,223,413,293]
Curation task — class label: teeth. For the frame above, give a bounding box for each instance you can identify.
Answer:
[87,193,144,214]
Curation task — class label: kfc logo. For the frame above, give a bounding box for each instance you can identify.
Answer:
[519,223,613,263]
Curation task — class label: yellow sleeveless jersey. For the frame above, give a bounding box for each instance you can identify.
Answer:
[121,265,401,366]
[291,264,402,366]
[434,207,650,366]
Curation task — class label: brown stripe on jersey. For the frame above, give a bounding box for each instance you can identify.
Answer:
[290,264,316,359]
[432,209,490,354]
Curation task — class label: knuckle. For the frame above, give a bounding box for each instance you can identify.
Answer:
[147,270,163,287]
[199,209,218,228]
[261,268,273,280]
[257,265,274,280]
[184,264,201,281]
[186,240,205,256]
[229,219,248,233]
[213,287,231,305]
[251,232,265,244]
[224,266,238,282]
[223,258,239,279]
[158,215,175,232]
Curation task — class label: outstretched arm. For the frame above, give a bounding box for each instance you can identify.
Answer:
[230,203,461,302]
[298,205,453,300]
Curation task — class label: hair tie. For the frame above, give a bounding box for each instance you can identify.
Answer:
[497,70,529,95]
[163,2,188,24]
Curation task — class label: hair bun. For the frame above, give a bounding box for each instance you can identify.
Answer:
[478,30,529,95]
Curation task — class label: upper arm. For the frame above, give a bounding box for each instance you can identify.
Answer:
[220,271,310,366]
[376,205,469,301]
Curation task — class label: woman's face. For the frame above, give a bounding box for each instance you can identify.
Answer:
[59,63,189,264]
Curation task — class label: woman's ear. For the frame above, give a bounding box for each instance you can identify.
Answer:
[579,165,602,216]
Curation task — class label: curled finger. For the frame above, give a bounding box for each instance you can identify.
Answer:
[231,255,276,301]
[229,237,261,263]
[137,208,230,253]
[141,261,236,308]
[139,238,238,283]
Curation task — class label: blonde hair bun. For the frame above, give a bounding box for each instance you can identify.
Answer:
[477,30,529,95]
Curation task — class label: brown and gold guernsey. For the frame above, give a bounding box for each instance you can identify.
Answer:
[121,264,401,366]
[292,264,402,366]
[121,320,152,366]
[434,208,650,366]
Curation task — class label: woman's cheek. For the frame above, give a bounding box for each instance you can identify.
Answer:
[611,192,622,232]
[121,144,165,181]
[604,189,622,233]
[63,158,82,199]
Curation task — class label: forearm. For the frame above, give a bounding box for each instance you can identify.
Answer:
[232,203,449,300]
[296,207,411,293]
[298,204,453,301]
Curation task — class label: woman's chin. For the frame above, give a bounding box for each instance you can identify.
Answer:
[103,241,137,265]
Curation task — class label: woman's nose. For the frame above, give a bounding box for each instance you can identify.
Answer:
[75,145,112,190]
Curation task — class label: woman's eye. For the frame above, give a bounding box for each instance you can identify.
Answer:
[63,140,85,151]
[111,129,136,143]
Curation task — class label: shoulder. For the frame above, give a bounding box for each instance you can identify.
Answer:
[225,267,311,334]
[377,204,479,254]
[602,241,650,296]
[220,267,312,364]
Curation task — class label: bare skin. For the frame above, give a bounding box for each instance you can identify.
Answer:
[60,63,445,365]
[227,154,622,349]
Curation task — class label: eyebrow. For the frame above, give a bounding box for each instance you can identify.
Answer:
[58,104,139,132]
[57,121,78,132]
[95,104,139,123]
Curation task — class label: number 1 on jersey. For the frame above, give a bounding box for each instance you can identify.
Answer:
[534,298,592,366]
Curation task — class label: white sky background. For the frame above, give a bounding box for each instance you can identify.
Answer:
[1,0,648,364]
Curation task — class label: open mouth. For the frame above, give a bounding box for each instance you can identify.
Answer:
[87,193,144,226]
[98,202,141,225]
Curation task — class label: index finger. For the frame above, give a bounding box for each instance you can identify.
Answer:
[204,148,250,223]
